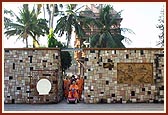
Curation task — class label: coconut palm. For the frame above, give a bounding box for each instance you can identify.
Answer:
[46,4,63,29]
[90,4,134,48]
[54,4,92,47]
[4,4,48,48]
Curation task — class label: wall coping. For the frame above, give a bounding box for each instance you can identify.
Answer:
[4,48,164,51]
[4,48,60,50]
[83,48,164,50]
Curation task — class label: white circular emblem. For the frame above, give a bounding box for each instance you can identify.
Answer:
[36,79,52,95]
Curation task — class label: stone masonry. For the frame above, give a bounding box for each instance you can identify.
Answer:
[83,48,164,103]
[4,48,63,104]
[4,48,164,104]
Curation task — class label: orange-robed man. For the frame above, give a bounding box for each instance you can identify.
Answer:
[76,76,84,100]
[68,80,79,99]
[63,77,70,99]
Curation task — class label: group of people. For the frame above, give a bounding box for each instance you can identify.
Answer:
[63,74,84,101]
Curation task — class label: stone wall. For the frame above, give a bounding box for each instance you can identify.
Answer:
[4,48,164,104]
[83,48,164,103]
[4,48,63,104]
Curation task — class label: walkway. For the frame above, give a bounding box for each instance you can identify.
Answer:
[3,100,165,113]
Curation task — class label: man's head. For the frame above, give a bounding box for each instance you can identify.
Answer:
[72,80,76,84]
[72,75,75,78]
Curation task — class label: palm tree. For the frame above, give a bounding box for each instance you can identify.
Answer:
[46,4,63,29]
[4,4,48,48]
[33,4,64,47]
[89,4,134,48]
[54,4,92,47]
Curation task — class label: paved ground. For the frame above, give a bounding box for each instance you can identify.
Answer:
[3,100,165,113]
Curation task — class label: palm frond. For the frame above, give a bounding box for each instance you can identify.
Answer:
[90,33,100,47]
[75,5,84,13]
[122,36,132,45]
[121,28,135,34]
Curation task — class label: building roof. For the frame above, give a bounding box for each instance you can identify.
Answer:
[80,4,121,19]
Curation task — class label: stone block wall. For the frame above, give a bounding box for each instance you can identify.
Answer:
[4,48,63,104]
[83,48,164,103]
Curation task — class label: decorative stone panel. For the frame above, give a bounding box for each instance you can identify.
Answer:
[117,63,153,84]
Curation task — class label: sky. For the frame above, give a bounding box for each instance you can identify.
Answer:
[2,2,165,48]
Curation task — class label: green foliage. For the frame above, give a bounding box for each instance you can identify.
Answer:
[90,4,134,48]
[47,29,59,47]
[48,29,72,72]
[4,4,49,48]
[4,9,14,28]
[61,51,72,72]
[54,4,92,47]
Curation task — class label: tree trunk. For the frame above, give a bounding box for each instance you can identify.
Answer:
[49,4,56,29]
[23,32,28,48]
[47,4,51,28]
[25,37,28,48]
[66,34,71,48]
[33,36,40,48]
[43,4,46,19]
